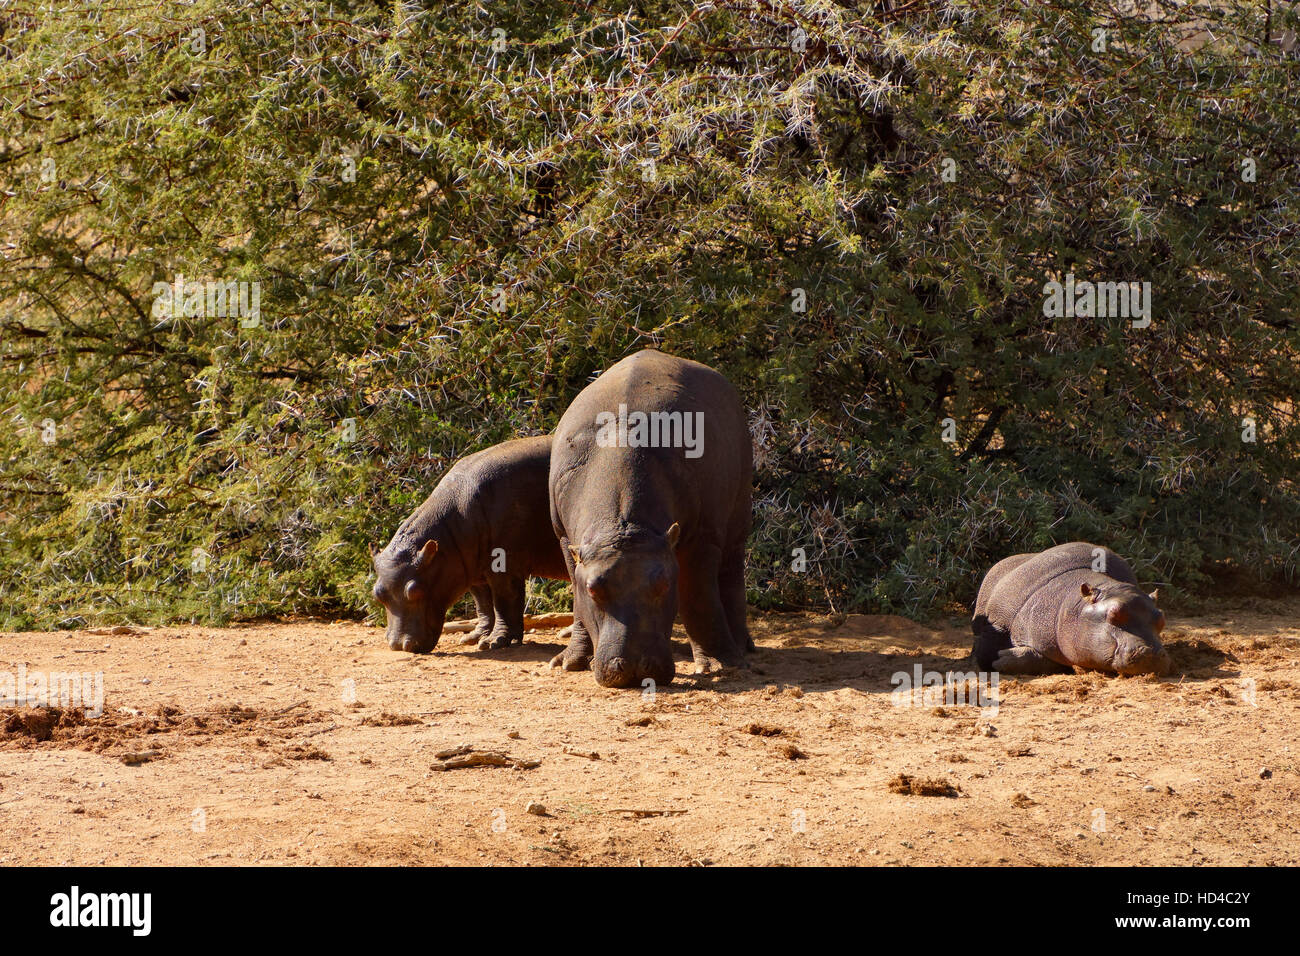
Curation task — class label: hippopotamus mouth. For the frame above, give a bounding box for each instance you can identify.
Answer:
[591,653,676,689]
[386,611,446,654]
[1111,632,1172,675]
[389,634,434,654]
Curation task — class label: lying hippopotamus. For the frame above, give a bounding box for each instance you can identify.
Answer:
[550,350,753,688]
[372,435,569,653]
[971,541,1171,676]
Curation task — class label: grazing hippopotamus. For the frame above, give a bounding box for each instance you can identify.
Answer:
[971,541,1171,676]
[372,435,569,653]
[550,350,753,688]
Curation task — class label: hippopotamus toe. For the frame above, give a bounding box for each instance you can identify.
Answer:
[553,648,591,671]
[692,653,749,675]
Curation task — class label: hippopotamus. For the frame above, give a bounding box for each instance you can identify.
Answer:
[549,350,753,688]
[372,435,569,653]
[971,541,1171,676]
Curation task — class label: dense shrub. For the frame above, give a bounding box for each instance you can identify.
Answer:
[2,0,1297,629]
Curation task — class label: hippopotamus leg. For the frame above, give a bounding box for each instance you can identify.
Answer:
[550,616,594,671]
[478,574,526,650]
[719,544,754,653]
[992,645,1071,675]
[678,544,748,673]
[547,533,594,671]
[459,584,496,646]
[971,614,1011,671]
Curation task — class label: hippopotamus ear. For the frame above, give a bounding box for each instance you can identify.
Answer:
[1080,582,1096,600]
[1149,589,1160,602]
[415,539,438,567]
[568,545,583,566]
[666,522,681,549]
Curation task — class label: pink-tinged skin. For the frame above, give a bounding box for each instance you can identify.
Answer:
[972,542,1172,676]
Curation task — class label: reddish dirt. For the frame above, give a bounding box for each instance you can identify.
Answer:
[2,599,1298,865]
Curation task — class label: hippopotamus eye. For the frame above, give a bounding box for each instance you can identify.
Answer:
[404,580,422,601]
[1106,605,1129,627]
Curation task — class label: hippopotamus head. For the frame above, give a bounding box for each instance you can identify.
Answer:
[1077,581,1171,675]
[371,538,465,653]
[570,523,680,689]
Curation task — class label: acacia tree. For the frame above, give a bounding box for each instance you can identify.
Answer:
[1,0,1297,628]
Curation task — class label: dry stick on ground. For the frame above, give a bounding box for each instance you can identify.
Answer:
[120,749,163,765]
[430,745,541,771]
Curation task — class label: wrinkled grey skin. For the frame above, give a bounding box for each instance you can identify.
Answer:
[972,542,1171,676]
[550,350,753,689]
[373,436,569,654]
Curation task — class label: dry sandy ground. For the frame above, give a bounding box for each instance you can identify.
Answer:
[2,598,1298,866]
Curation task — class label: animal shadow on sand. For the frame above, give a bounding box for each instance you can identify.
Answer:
[429,616,1242,694]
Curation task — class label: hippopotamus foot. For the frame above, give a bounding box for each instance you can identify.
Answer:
[680,565,750,674]
[461,585,496,645]
[549,619,593,671]
[473,578,529,650]
[549,646,592,671]
[991,646,1071,675]
[478,625,523,651]
[689,643,749,676]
